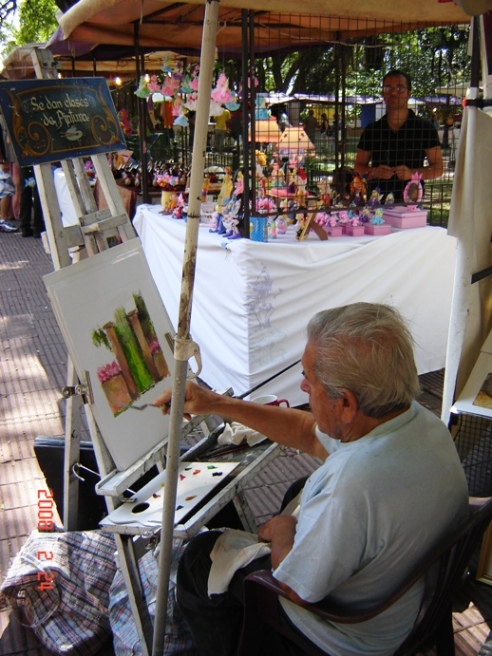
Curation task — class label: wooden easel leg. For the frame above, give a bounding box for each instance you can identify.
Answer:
[62,359,83,531]
[114,534,154,656]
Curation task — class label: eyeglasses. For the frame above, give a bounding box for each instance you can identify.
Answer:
[382,85,408,93]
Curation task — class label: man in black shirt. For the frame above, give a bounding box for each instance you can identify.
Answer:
[355,70,443,202]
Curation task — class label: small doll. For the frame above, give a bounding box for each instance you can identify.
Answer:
[370,208,385,225]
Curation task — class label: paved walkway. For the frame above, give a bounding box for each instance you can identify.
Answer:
[1,231,66,655]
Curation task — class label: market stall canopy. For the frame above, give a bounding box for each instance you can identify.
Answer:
[435,83,480,98]
[55,0,471,58]
[1,44,197,81]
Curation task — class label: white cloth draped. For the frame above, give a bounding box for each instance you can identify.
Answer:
[134,205,457,407]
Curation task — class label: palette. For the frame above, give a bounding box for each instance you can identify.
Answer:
[100,461,239,529]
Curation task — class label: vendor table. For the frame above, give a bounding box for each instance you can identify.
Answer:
[134,204,457,407]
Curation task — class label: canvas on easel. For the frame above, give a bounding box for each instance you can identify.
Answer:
[44,238,177,471]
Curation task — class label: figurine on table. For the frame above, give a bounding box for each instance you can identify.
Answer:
[403,172,423,208]
[349,173,367,205]
[221,172,244,238]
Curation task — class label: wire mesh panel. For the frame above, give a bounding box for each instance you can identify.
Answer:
[454,414,492,496]
[242,14,470,229]
[103,12,471,225]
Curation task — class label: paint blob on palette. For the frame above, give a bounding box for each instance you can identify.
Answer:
[100,461,240,529]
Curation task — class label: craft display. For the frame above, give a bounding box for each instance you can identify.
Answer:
[310,205,394,238]
[127,55,428,246]
[209,171,244,238]
[135,58,239,119]
[403,172,424,207]
[115,156,190,195]
[150,160,428,241]
[365,209,391,235]
[124,79,428,245]
[343,213,365,236]
[383,206,428,229]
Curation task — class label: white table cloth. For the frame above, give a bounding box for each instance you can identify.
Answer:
[134,204,457,407]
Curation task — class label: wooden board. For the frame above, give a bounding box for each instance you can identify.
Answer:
[0,77,126,166]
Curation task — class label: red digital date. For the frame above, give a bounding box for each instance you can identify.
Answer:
[36,490,55,531]
[37,550,55,591]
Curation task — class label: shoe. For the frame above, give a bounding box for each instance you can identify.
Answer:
[0,220,19,233]
[21,228,34,238]
[33,232,42,239]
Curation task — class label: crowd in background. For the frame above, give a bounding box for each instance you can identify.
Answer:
[0,121,45,236]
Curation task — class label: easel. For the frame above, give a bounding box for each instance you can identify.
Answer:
[12,46,160,653]
[9,45,281,656]
[18,47,135,512]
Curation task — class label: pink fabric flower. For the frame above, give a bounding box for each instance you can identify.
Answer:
[162,77,181,97]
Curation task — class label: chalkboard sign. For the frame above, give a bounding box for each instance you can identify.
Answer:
[0,77,127,166]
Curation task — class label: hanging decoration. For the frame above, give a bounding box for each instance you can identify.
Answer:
[135,56,240,118]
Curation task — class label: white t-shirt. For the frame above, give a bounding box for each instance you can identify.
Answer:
[274,402,469,656]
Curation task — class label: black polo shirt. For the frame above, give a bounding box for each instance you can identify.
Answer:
[357,110,440,201]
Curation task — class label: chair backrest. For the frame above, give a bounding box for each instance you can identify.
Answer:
[239,496,492,656]
[395,495,492,655]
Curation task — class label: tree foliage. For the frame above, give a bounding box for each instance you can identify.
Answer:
[15,0,58,42]
[0,0,77,55]
[253,25,471,99]
[0,0,73,25]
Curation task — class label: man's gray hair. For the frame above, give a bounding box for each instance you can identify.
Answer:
[307,303,420,418]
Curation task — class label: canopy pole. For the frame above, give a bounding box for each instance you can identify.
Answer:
[441,15,481,423]
[134,21,150,204]
[151,2,220,654]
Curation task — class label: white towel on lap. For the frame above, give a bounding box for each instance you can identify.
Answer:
[208,530,271,596]
[207,494,302,596]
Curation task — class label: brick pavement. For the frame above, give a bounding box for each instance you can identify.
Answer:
[1,231,66,655]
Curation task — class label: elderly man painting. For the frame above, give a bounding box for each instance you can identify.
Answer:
[154,303,468,656]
